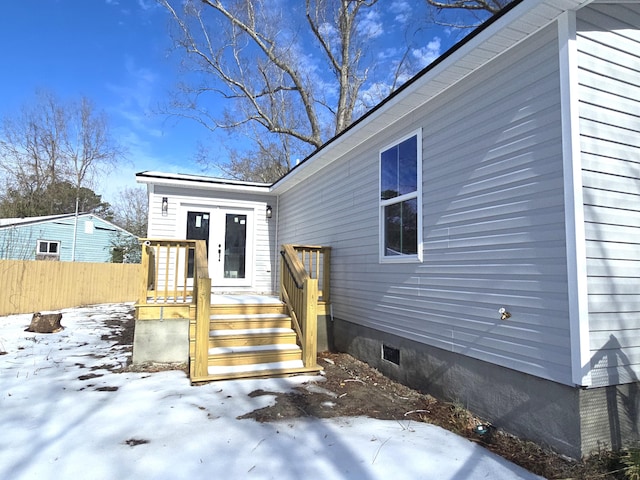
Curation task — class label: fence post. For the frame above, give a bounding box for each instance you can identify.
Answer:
[302,278,318,368]
[194,276,211,380]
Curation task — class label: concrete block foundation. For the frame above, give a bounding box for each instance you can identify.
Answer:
[132,318,189,365]
[332,317,640,458]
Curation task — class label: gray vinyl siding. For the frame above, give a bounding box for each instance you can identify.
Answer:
[279,24,574,384]
[577,4,640,387]
[148,185,276,293]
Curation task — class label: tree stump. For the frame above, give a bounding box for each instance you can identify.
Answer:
[25,313,63,333]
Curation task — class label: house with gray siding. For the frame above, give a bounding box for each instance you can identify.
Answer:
[0,213,137,263]
[137,0,640,458]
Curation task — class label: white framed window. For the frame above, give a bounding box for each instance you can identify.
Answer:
[379,129,422,263]
[36,240,61,261]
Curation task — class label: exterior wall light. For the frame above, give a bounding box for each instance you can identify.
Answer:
[498,307,511,320]
[266,205,273,219]
[162,197,169,216]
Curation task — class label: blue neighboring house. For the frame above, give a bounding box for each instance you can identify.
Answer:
[0,213,137,262]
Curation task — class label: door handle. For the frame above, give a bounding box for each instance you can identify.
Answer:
[218,244,222,262]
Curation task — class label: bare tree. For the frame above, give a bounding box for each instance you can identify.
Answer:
[160,0,385,180]
[425,0,512,28]
[0,92,123,215]
[426,0,510,14]
[160,0,509,181]
[111,186,148,238]
[0,91,67,215]
[109,186,148,264]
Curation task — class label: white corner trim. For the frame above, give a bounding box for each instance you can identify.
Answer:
[559,11,591,387]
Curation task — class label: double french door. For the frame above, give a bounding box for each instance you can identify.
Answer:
[185,208,252,287]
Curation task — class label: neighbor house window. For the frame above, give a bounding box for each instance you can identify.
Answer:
[379,130,422,262]
[36,240,61,261]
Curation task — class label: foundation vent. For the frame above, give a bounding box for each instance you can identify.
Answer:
[382,344,400,365]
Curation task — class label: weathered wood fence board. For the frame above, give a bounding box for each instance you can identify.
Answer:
[0,260,141,316]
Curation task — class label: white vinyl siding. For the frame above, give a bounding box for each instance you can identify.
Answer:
[577,4,640,387]
[147,185,276,293]
[279,24,574,384]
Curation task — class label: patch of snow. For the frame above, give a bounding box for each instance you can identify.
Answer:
[0,303,545,480]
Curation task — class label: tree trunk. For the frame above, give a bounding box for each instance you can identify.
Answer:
[25,313,63,333]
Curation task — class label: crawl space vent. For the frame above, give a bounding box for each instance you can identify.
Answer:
[382,345,400,365]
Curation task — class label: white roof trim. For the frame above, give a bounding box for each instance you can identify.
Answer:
[136,171,272,195]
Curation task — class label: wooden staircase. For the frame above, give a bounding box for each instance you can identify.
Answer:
[189,300,322,381]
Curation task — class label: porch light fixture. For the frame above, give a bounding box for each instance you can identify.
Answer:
[162,197,168,216]
[266,205,273,219]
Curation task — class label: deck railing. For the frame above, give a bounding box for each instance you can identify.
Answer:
[139,238,199,304]
[280,244,331,368]
[139,238,211,379]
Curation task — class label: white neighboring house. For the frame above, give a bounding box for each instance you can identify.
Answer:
[138,0,640,458]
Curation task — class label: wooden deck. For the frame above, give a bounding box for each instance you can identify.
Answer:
[135,240,329,383]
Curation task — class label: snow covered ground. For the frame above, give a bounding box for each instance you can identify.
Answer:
[0,303,545,480]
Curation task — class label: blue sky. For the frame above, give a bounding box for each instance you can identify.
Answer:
[0,0,479,204]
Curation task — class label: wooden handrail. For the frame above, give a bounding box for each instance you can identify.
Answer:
[281,244,309,288]
[280,244,330,369]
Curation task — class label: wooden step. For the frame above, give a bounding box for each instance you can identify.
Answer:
[190,299,322,383]
[209,313,292,330]
[210,303,288,316]
[207,344,302,366]
[196,362,321,383]
[209,327,297,348]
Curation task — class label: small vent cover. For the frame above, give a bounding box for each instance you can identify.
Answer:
[382,344,400,365]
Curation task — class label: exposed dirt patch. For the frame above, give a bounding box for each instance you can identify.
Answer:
[101,312,136,348]
[78,373,103,381]
[123,438,150,447]
[240,354,425,422]
[104,314,625,479]
[238,353,624,480]
[95,386,119,392]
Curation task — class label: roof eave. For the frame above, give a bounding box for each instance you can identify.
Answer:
[136,171,273,195]
[270,0,594,196]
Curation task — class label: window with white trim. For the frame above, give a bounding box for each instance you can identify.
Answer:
[379,130,422,262]
[36,240,61,260]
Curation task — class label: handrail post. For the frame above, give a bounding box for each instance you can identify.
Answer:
[302,278,318,368]
[195,276,211,379]
[139,241,150,303]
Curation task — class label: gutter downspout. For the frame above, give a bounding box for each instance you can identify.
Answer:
[273,194,280,296]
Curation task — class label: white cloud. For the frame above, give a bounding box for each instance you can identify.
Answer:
[318,22,337,39]
[137,0,156,11]
[106,58,161,137]
[390,0,412,24]
[357,10,384,39]
[412,37,441,69]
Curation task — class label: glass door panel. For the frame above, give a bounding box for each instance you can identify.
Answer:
[223,213,247,279]
[186,211,210,278]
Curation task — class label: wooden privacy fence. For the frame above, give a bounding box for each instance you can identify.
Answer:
[0,260,141,316]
